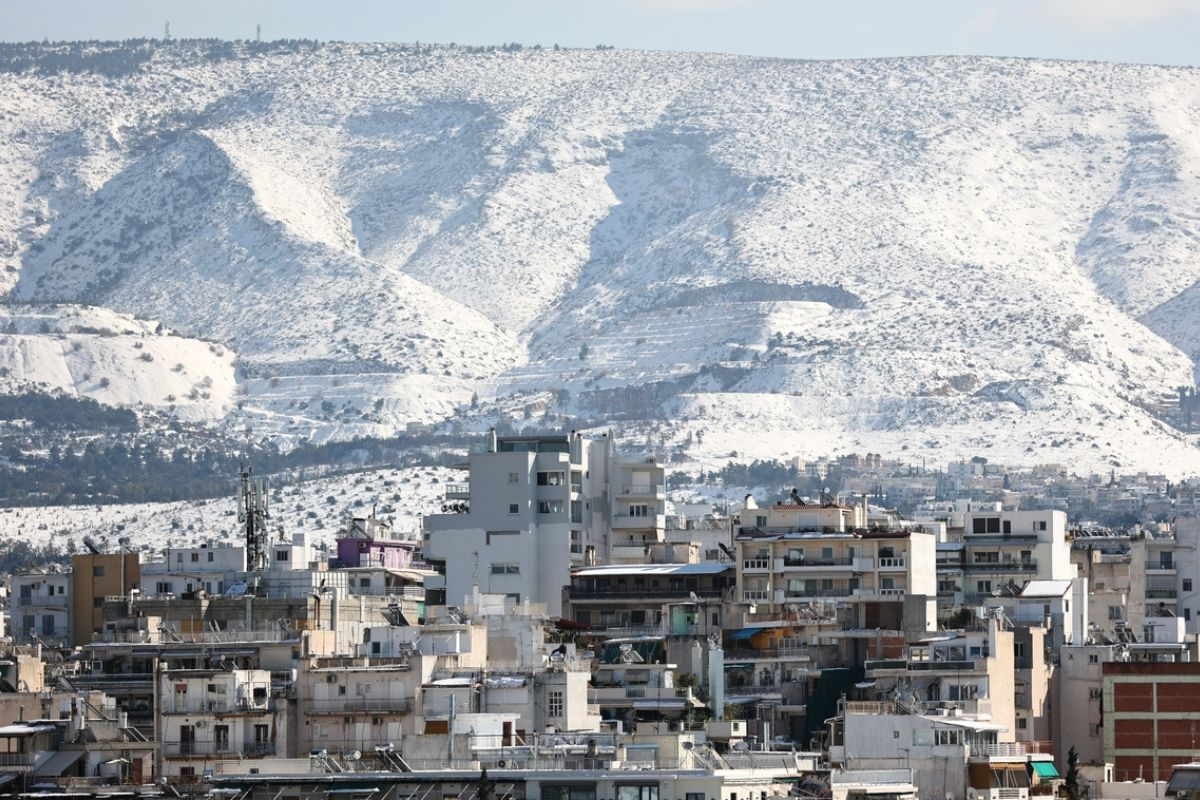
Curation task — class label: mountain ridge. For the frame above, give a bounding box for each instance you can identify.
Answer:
[0,42,1198,474]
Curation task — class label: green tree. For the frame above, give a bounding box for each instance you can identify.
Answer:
[1064,746,1085,800]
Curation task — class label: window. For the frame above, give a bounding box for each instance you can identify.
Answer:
[276,550,289,561]
[571,499,583,524]
[629,504,650,517]
[509,472,519,484]
[487,530,519,544]
[539,500,564,515]
[372,641,382,654]
[1186,579,1194,592]
[1017,718,1027,730]
[93,597,104,608]
[93,565,105,577]
[755,515,768,527]
[254,724,270,744]
[1088,653,1099,664]
[156,581,172,594]
[821,547,833,560]
[544,787,597,800]
[491,563,520,575]
[548,690,563,717]
[571,471,583,492]
[1187,609,1192,622]
[977,580,992,593]
[214,724,230,752]
[1108,606,1123,621]
[509,503,520,514]
[972,517,1001,534]
[207,552,214,562]
[191,552,199,562]
[687,794,705,800]
[617,787,659,800]
[537,471,565,486]
[1037,520,1047,531]
[935,729,963,746]
[41,615,54,635]
[1089,688,1102,699]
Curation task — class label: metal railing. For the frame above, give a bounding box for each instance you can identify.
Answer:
[743,559,770,570]
[782,557,855,567]
[303,697,412,714]
[964,561,1038,572]
[620,485,665,496]
[0,753,37,767]
[878,557,906,569]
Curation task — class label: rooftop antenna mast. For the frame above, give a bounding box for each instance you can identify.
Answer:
[239,463,270,572]
[164,21,171,41]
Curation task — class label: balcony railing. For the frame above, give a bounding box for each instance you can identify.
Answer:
[1147,562,1176,572]
[444,484,470,499]
[567,587,723,600]
[743,559,770,571]
[620,485,665,497]
[162,699,273,714]
[964,561,1038,572]
[781,557,855,568]
[1146,589,1178,599]
[866,659,978,672]
[0,753,37,767]
[163,741,276,757]
[304,697,412,714]
[878,557,906,570]
[743,590,770,601]
[972,741,1053,758]
[14,596,68,608]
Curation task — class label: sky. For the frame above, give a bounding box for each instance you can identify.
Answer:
[1,0,1200,67]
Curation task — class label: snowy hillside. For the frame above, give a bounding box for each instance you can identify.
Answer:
[2,42,1200,474]
[0,464,454,554]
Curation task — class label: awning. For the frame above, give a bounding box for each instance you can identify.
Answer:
[1032,762,1060,779]
[724,663,753,670]
[729,626,785,641]
[32,749,85,776]
[1168,767,1200,794]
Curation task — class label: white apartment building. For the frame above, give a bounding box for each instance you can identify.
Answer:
[424,432,658,616]
[958,510,1073,603]
[609,454,668,563]
[141,542,247,597]
[10,571,70,645]
[1174,517,1200,633]
[157,668,284,780]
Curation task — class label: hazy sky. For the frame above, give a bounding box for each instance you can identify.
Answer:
[2,0,1199,67]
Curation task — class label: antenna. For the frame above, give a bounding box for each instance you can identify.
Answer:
[239,463,270,572]
[164,21,171,41]
[256,23,262,42]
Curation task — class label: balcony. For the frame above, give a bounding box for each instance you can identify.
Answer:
[852,587,906,600]
[779,556,856,570]
[743,559,771,572]
[878,557,906,570]
[964,561,1038,572]
[971,741,1053,759]
[613,514,665,530]
[162,698,274,714]
[304,697,413,714]
[1146,588,1178,600]
[1147,562,1176,573]
[743,590,770,602]
[567,587,723,601]
[444,484,470,500]
[0,753,37,769]
[617,484,666,499]
[866,659,979,673]
[163,741,276,758]
[14,595,68,609]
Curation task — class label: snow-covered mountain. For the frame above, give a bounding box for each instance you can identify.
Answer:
[2,42,1200,474]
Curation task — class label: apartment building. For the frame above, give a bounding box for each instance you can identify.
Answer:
[9,570,70,645]
[156,667,285,780]
[734,499,937,635]
[609,454,668,562]
[958,510,1073,605]
[1056,644,1118,779]
[829,701,1057,800]
[563,563,733,636]
[72,551,140,646]
[298,658,416,755]
[1102,661,1200,782]
[140,542,246,598]
[424,432,658,616]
